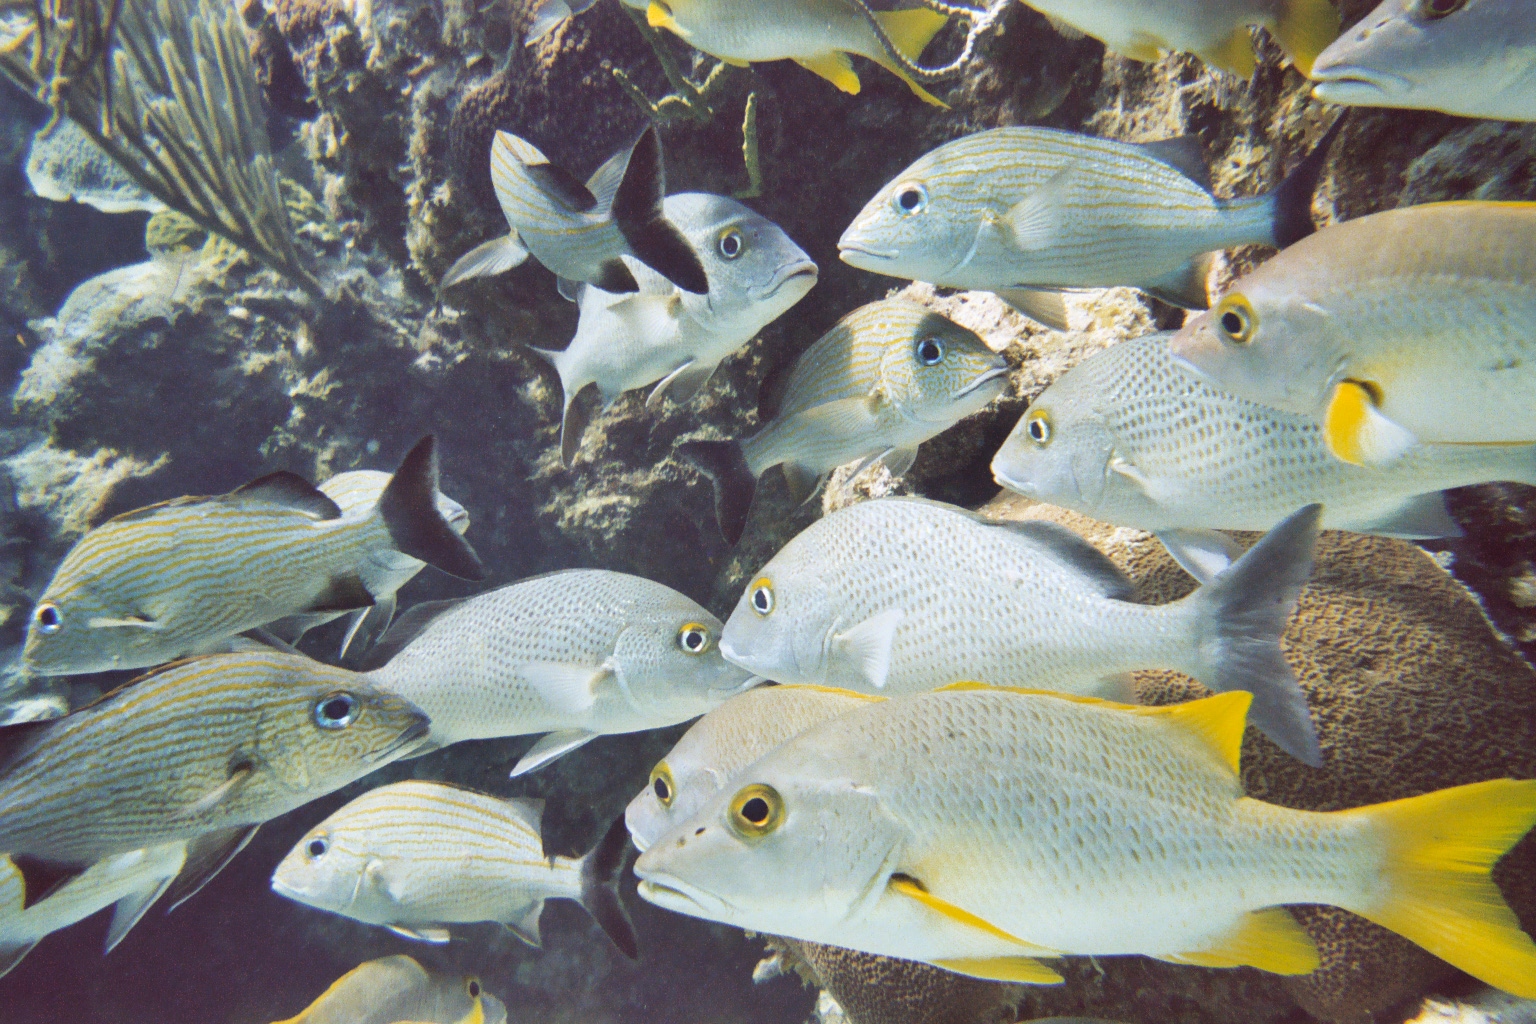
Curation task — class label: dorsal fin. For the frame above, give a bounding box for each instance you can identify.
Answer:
[1137,135,1213,191]
[360,598,467,671]
[227,472,343,519]
[987,518,1135,601]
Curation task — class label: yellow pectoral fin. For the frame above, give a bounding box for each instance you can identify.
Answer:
[1273,0,1341,77]
[889,877,1057,954]
[1199,26,1258,79]
[1324,379,1417,467]
[795,52,861,94]
[646,0,678,32]
[930,956,1066,984]
[1154,908,1319,975]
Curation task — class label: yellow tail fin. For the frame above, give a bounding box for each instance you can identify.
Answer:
[1341,778,1536,998]
[1271,0,1340,77]
[870,9,951,107]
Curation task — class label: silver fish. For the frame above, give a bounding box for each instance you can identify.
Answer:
[530,192,817,466]
[522,0,599,44]
[270,955,506,1024]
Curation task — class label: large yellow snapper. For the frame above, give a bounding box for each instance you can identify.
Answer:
[625,684,880,853]
[1170,202,1536,467]
[677,299,1008,544]
[20,436,483,676]
[634,685,1536,996]
[1017,0,1339,78]
[271,955,506,1024]
[623,0,950,105]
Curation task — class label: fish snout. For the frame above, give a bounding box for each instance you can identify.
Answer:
[373,712,433,763]
[752,259,819,301]
[1309,63,1411,100]
[837,238,900,267]
[954,364,1010,400]
[1167,316,1226,377]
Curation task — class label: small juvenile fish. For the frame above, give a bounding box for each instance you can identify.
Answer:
[0,650,429,873]
[362,570,756,776]
[443,126,708,296]
[838,126,1334,329]
[634,685,1536,996]
[266,467,472,657]
[1311,0,1535,122]
[1017,0,1339,78]
[622,0,951,105]
[21,436,483,676]
[678,299,1008,544]
[522,0,598,44]
[272,780,638,957]
[1170,202,1536,467]
[990,333,1536,545]
[718,496,1323,765]
[625,684,879,853]
[271,954,506,1024]
[530,193,818,466]
[0,843,185,978]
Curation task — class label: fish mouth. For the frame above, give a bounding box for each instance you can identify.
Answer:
[270,876,307,902]
[954,366,1010,400]
[708,673,768,699]
[373,717,433,763]
[752,260,819,301]
[635,875,728,917]
[1310,65,1410,100]
[837,241,898,264]
[990,463,1034,497]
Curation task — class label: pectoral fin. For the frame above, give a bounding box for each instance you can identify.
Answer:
[1155,528,1243,585]
[1198,26,1258,79]
[440,234,529,288]
[505,900,546,947]
[889,876,1059,955]
[179,764,255,819]
[993,288,1071,332]
[1007,169,1073,251]
[1324,380,1416,467]
[387,924,453,944]
[510,729,598,777]
[520,661,611,715]
[833,608,904,690]
[646,359,716,411]
[795,52,861,94]
[1154,907,1319,974]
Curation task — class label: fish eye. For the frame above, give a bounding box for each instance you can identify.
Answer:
[1215,297,1256,346]
[749,577,774,616]
[915,337,944,365]
[650,761,676,808]
[467,979,481,998]
[893,183,928,216]
[34,603,62,634]
[305,834,329,859]
[313,692,358,730]
[1415,0,1465,16]
[718,228,744,259]
[1025,410,1052,446]
[677,621,712,655]
[729,783,784,838]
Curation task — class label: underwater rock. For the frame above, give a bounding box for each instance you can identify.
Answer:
[24,120,163,215]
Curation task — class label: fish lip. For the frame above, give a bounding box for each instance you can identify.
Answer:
[750,259,819,301]
[635,875,725,916]
[372,717,432,763]
[837,241,898,263]
[1310,65,1410,97]
[707,673,767,699]
[953,365,1009,400]
[990,463,1033,496]
[269,877,306,902]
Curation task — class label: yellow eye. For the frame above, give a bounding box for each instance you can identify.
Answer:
[677,622,711,655]
[1025,409,1051,446]
[749,578,774,616]
[1414,0,1465,17]
[1215,296,1256,345]
[728,783,784,838]
[718,228,744,259]
[650,761,676,807]
[34,603,61,634]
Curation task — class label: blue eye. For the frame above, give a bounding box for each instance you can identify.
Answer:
[894,184,928,215]
[35,604,61,634]
[306,835,329,859]
[314,693,358,729]
[916,338,944,365]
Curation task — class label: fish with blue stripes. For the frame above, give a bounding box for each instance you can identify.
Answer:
[270,955,507,1024]
[838,125,1335,329]
[272,780,638,957]
[20,435,483,676]
[678,299,1008,544]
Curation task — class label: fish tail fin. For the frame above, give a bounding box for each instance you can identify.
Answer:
[579,815,639,960]
[1338,778,1536,997]
[610,127,709,294]
[870,10,951,107]
[1271,0,1341,78]
[1269,117,1343,249]
[378,437,486,581]
[676,439,756,545]
[1183,504,1322,766]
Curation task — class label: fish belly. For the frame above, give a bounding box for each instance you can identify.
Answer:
[1026,0,1249,57]
[673,1,872,62]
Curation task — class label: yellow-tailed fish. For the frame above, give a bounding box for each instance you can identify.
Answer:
[0,843,185,978]
[528,193,817,466]
[838,125,1335,329]
[625,684,880,853]
[717,496,1323,765]
[0,651,429,879]
[361,569,756,776]
[270,954,506,1024]
[1312,0,1536,122]
[21,435,483,676]
[677,299,1008,544]
[621,0,951,106]
[266,466,471,657]
[990,333,1536,552]
[273,780,638,957]
[635,685,1536,997]
[1170,202,1536,467]
[443,125,708,296]
[1018,0,1339,77]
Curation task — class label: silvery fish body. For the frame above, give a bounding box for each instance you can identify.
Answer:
[272,780,637,956]
[20,437,483,675]
[271,955,506,1024]
[533,192,818,466]
[1312,0,1536,122]
[718,496,1322,764]
[678,299,1008,544]
[1170,202,1536,467]
[991,333,1536,538]
[634,686,1536,997]
[837,127,1329,325]
[0,651,429,866]
[625,684,878,853]
[363,570,755,775]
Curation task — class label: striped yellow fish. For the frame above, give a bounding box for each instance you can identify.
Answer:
[21,436,483,676]
[635,685,1536,997]
[838,125,1335,329]
[271,955,506,1024]
[445,126,707,296]
[677,298,1008,544]
[272,780,638,957]
[0,650,429,876]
